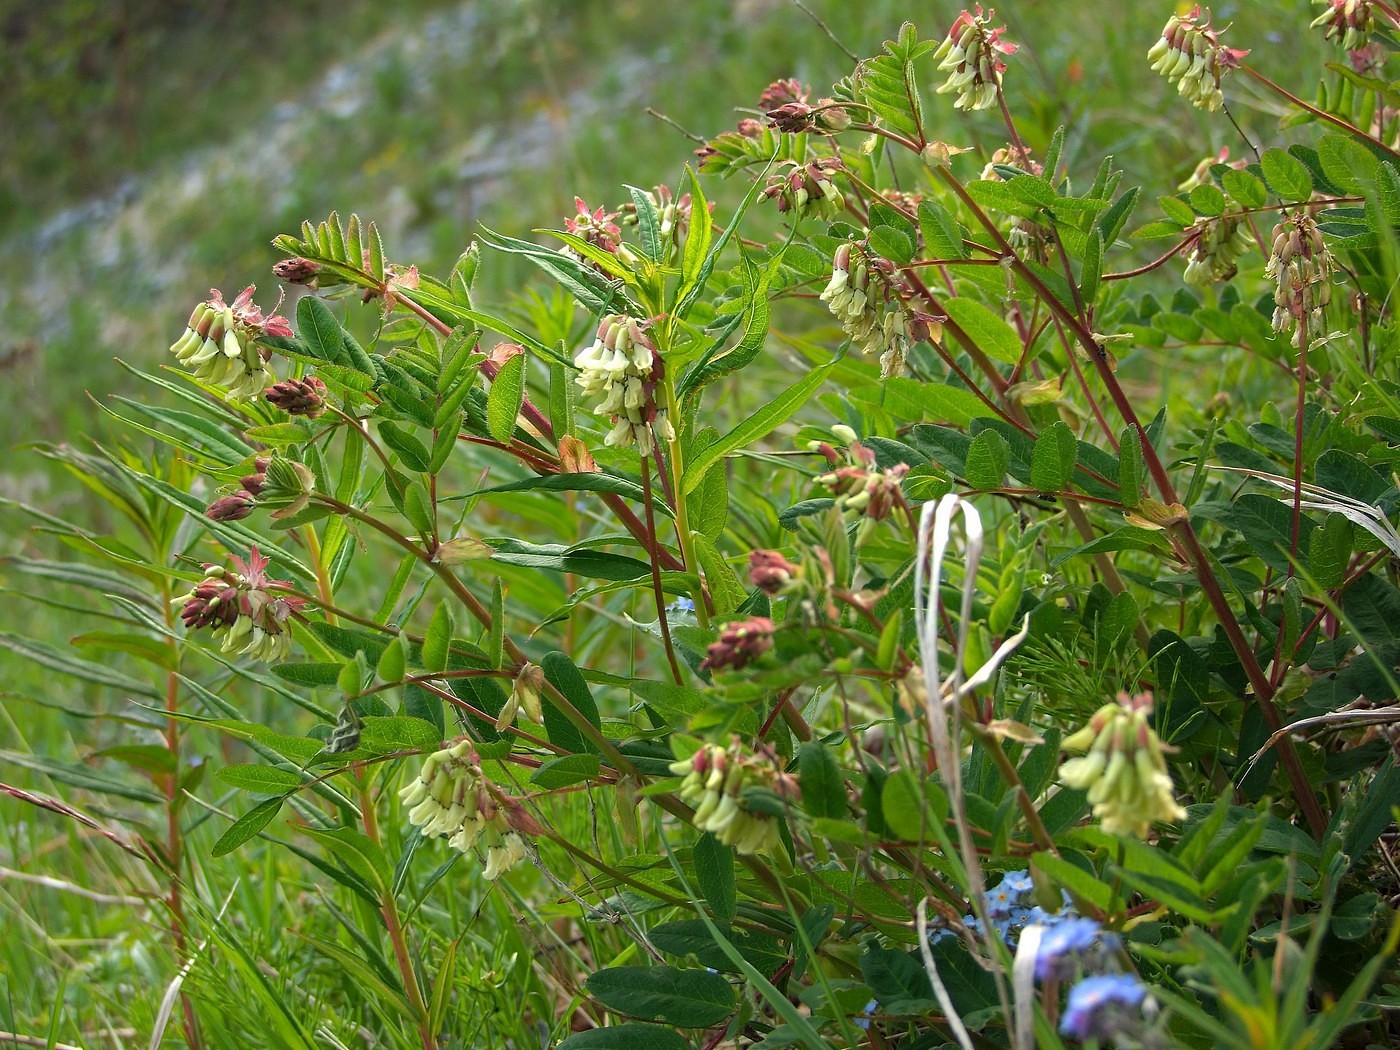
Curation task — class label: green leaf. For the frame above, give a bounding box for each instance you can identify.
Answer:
[682,360,835,494]
[464,472,672,518]
[860,943,933,1012]
[486,352,527,444]
[1261,147,1313,202]
[421,604,454,673]
[650,920,787,975]
[965,427,1009,489]
[626,184,665,262]
[378,421,432,473]
[693,534,743,617]
[852,377,988,429]
[1158,195,1197,226]
[1030,420,1077,491]
[585,966,735,1028]
[680,166,712,296]
[918,198,967,259]
[881,769,949,842]
[1222,168,1268,209]
[212,796,285,856]
[557,1025,690,1050]
[0,632,162,700]
[299,826,393,894]
[541,650,603,754]
[942,298,1022,365]
[0,749,163,803]
[216,765,303,794]
[296,296,349,363]
[798,741,846,819]
[1080,229,1103,304]
[868,225,914,266]
[486,539,652,581]
[530,753,602,789]
[694,832,736,921]
[1032,850,1111,911]
[1309,513,1353,589]
[1189,183,1226,216]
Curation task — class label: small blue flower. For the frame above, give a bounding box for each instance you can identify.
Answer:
[853,998,878,1031]
[1034,917,1102,980]
[986,880,1018,919]
[1000,869,1034,896]
[1059,974,1146,1041]
[667,596,695,613]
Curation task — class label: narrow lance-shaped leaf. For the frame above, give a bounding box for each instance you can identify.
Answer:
[486,352,527,443]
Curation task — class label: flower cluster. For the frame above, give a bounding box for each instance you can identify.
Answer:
[1147,6,1249,112]
[932,6,1018,112]
[573,314,673,453]
[1311,0,1376,50]
[168,286,291,398]
[265,374,329,418]
[1059,691,1186,838]
[175,546,304,663]
[762,157,845,220]
[669,740,797,855]
[813,434,909,535]
[563,197,624,258]
[1265,213,1336,343]
[399,740,532,880]
[931,869,1078,947]
[1183,215,1253,286]
[701,616,775,672]
[820,241,909,374]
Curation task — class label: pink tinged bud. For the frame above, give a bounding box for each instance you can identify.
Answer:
[758,77,810,111]
[207,491,258,522]
[264,375,329,418]
[701,616,776,672]
[749,549,800,595]
[272,257,323,285]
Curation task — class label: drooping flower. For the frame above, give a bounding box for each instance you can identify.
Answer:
[495,662,545,729]
[1146,6,1249,112]
[1059,692,1186,838]
[1264,213,1335,344]
[1183,215,1253,286]
[813,435,909,535]
[175,546,305,663]
[932,6,1019,112]
[168,286,291,399]
[669,740,797,855]
[819,241,909,374]
[573,314,673,454]
[763,156,846,220]
[399,740,532,880]
[1059,974,1148,1042]
[1311,0,1376,50]
[758,78,810,112]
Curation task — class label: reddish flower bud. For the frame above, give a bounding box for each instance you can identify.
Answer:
[749,550,800,595]
[206,491,257,522]
[701,616,776,672]
[272,257,323,286]
[264,375,328,418]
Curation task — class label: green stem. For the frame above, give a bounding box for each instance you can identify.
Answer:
[358,774,434,1049]
[662,374,711,629]
[640,463,685,685]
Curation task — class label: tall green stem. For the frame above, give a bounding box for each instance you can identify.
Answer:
[662,374,710,629]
